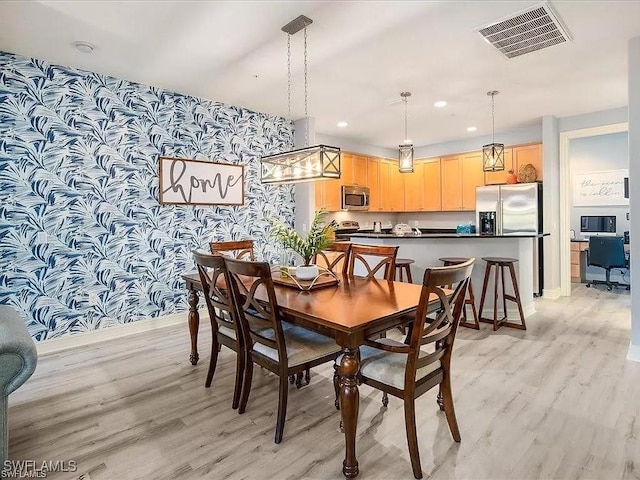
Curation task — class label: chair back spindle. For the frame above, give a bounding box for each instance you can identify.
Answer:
[347,244,399,280]
[224,258,288,368]
[210,240,255,261]
[405,259,475,391]
[192,251,238,338]
[313,242,352,275]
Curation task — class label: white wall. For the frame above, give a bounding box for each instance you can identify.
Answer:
[628,36,640,360]
[414,125,542,158]
[542,115,560,298]
[559,107,628,133]
[315,133,396,158]
[569,132,629,236]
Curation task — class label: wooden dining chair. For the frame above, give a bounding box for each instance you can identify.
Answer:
[210,239,255,260]
[192,251,245,410]
[354,258,475,479]
[347,244,399,280]
[224,257,342,444]
[313,241,351,275]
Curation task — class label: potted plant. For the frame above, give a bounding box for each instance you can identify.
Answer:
[268,209,336,280]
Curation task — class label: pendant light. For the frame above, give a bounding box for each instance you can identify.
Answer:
[482,90,505,172]
[398,91,414,173]
[260,15,341,184]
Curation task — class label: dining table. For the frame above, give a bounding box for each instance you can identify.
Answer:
[181,271,443,479]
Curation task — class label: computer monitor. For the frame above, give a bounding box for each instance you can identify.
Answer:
[580,215,616,235]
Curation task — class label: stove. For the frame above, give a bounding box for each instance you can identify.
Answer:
[334,220,360,240]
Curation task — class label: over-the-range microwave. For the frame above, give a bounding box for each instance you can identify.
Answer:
[341,185,369,211]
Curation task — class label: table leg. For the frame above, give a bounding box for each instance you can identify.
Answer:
[188,288,200,365]
[339,347,360,478]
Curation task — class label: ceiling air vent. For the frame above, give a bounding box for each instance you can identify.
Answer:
[476,2,572,59]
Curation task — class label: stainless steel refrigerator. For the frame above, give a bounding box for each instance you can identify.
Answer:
[476,183,544,296]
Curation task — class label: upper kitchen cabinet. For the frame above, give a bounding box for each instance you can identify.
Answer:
[377,159,399,211]
[513,143,543,181]
[441,155,462,210]
[484,148,513,185]
[340,153,368,186]
[367,157,381,211]
[441,152,483,211]
[404,162,424,211]
[314,178,341,212]
[388,163,406,211]
[484,143,543,184]
[404,159,441,211]
[422,159,442,211]
[461,151,484,210]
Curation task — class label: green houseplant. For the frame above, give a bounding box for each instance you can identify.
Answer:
[268,208,336,280]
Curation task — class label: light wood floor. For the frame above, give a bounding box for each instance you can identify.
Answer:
[9,285,640,480]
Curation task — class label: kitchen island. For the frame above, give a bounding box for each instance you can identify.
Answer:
[346,232,549,319]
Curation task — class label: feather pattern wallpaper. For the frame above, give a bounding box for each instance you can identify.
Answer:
[0,51,295,341]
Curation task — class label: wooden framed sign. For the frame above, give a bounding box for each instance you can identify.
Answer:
[159,157,244,206]
[572,169,628,206]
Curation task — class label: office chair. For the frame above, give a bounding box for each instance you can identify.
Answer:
[585,236,629,291]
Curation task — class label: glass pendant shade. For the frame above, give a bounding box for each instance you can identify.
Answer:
[482,90,504,172]
[482,142,505,172]
[261,144,341,184]
[398,144,414,173]
[398,91,413,173]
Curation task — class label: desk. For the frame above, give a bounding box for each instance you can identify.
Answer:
[570,239,630,283]
[182,272,441,478]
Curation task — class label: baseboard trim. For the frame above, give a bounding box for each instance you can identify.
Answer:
[627,342,640,363]
[543,287,562,299]
[36,309,209,356]
[508,303,536,320]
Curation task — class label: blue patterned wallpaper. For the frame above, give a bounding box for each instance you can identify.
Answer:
[0,51,295,341]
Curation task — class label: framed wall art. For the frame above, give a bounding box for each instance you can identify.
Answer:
[572,169,628,207]
[159,157,244,206]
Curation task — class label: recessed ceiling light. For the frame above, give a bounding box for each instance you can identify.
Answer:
[434,100,447,108]
[72,41,95,54]
[337,121,348,128]
[467,126,478,132]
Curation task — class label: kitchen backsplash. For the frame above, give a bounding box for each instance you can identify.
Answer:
[328,211,475,229]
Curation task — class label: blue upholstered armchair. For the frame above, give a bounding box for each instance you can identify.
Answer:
[0,306,37,465]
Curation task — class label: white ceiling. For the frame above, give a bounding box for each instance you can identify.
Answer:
[1,1,640,149]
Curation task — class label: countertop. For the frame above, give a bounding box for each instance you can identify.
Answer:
[345,232,549,239]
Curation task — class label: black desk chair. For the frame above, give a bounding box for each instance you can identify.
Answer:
[586,236,629,291]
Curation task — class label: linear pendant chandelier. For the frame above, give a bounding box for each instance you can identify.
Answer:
[260,15,341,184]
[482,90,505,172]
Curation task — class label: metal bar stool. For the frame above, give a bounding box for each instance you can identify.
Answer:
[395,258,414,283]
[439,257,479,330]
[478,257,526,331]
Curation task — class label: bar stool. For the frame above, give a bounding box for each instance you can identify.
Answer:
[439,257,479,330]
[393,258,415,337]
[478,257,526,331]
[395,258,415,283]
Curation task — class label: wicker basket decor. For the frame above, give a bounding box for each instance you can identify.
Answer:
[517,163,537,183]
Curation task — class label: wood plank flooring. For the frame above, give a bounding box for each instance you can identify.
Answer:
[8,285,640,479]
